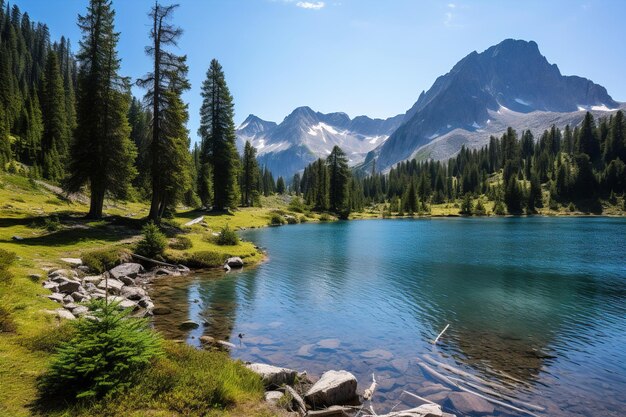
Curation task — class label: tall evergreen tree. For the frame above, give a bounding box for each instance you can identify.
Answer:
[66,0,137,218]
[276,176,286,195]
[326,145,350,214]
[137,2,191,221]
[576,112,600,163]
[240,140,259,206]
[198,59,239,211]
[40,52,68,180]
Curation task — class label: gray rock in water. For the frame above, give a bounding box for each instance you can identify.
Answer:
[224,257,244,268]
[305,370,358,408]
[138,297,154,309]
[446,392,494,416]
[317,339,341,350]
[246,363,297,388]
[152,306,171,315]
[264,390,284,405]
[109,263,144,280]
[178,320,199,330]
[360,349,394,360]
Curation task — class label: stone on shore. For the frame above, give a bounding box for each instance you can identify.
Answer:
[264,390,284,405]
[46,293,64,303]
[60,258,83,266]
[97,278,125,293]
[246,363,297,388]
[109,263,144,280]
[57,279,82,294]
[304,370,358,408]
[446,392,494,415]
[224,257,244,268]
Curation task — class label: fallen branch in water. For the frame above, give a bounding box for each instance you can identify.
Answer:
[364,373,378,401]
[400,390,435,405]
[433,324,450,344]
[416,361,542,417]
[362,403,443,417]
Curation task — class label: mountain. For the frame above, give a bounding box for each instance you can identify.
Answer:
[367,39,623,171]
[236,107,404,179]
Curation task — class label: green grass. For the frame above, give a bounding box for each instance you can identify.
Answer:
[0,172,288,416]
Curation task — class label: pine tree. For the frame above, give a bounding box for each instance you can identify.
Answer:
[276,176,286,195]
[576,112,600,163]
[128,96,151,194]
[40,52,68,181]
[137,2,191,221]
[66,0,137,219]
[198,59,239,211]
[326,145,350,215]
[603,110,625,163]
[241,140,259,206]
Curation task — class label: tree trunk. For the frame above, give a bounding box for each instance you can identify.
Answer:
[88,180,105,219]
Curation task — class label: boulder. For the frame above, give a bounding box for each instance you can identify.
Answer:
[83,282,98,292]
[178,320,199,330]
[71,291,89,302]
[63,294,75,303]
[83,275,103,284]
[60,257,83,266]
[224,257,244,268]
[446,392,494,416]
[264,391,284,405]
[118,299,138,310]
[98,278,125,293]
[72,306,89,316]
[46,293,64,303]
[121,286,146,300]
[118,275,136,286]
[57,279,82,294]
[305,370,358,408]
[44,308,76,320]
[43,281,59,292]
[64,302,79,310]
[317,339,341,350]
[109,263,144,280]
[138,298,154,309]
[246,363,297,388]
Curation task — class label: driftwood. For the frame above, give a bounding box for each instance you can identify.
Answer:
[363,373,378,401]
[400,390,435,405]
[423,355,512,392]
[306,406,352,416]
[362,403,443,417]
[184,215,205,226]
[416,361,542,417]
[131,253,178,268]
[433,324,450,344]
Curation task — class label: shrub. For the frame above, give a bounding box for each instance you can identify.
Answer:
[269,213,286,226]
[169,236,193,250]
[82,247,130,274]
[319,213,332,222]
[44,215,62,231]
[474,199,486,215]
[568,202,576,212]
[136,222,167,258]
[299,215,308,223]
[38,300,163,404]
[493,200,506,215]
[285,215,299,224]
[214,225,239,246]
[287,198,305,213]
[187,251,227,268]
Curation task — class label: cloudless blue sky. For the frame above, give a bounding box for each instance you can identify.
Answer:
[16,0,626,143]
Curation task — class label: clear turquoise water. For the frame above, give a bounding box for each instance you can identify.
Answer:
[151,217,626,416]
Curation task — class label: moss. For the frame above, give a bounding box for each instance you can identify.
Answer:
[82,247,131,273]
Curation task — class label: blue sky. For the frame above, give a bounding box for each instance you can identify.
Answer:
[16,0,626,143]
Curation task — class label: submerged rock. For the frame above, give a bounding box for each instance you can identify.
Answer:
[446,392,494,416]
[178,320,199,330]
[246,363,297,388]
[305,370,358,408]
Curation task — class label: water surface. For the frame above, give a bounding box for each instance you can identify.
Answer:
[151,217,626,416]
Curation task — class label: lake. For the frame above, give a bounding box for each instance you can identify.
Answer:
[150,217,626,416]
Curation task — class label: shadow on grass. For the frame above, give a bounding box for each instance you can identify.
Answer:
[0,214,146,247]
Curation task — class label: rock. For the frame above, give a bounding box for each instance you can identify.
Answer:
[199,335,215,345]
[178,320,199,330]
[83,275,103,284]
[419,383,449,396]
[264,390,284,405]
[64,302,79,310]
[446,392,494,416]
[71,291,89,302]
[177,264,191,274]
[57,279,82,294]
[60,257,83,266]
[153,306,171,315]
[223,263,231,272]
[98,278,125,293]
[63,295,74,303]
[83,282,98,292]
[118,299,138,310]
[121,286,146,300]
[72,306,89,316]
[154,268,179,276]
[49,269,76,280]
[360,349,394,360]
[304,370,358,408]
[109,263,144,280]
[44,308,75,320]
[246,363,297,388]
[138,298,154,309]
[224,257,244,268]
[43,281,59,291]
[46,293,64,303]
[217,340,236,349]
[118,275,136,286]
[297,344,315,358]
[11,235,23,241]
[29,273,42,280]
[317,339,341,350]
[77,265,90,273]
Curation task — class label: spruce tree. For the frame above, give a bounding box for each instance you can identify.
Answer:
[198,59,239,211]
[137,2,191,221]
[240,140,259,206]
[326,145,350,214]
[40,52,68,181]
[576,112,600,163]
[276,176,286,195]
[66,0,137,219]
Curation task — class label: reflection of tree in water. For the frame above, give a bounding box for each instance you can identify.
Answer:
[410,261,603,384]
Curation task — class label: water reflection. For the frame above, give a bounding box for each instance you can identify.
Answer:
[150,218,626,416]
